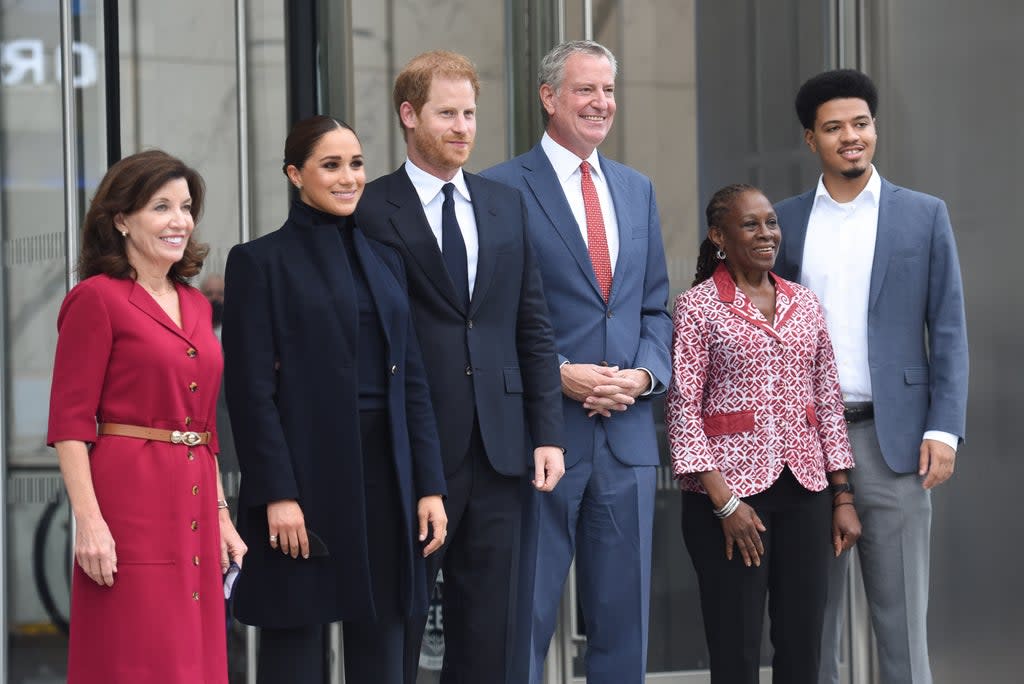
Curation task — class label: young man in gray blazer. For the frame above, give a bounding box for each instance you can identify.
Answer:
[773,69,968,684]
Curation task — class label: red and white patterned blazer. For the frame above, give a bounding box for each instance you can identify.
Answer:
[666,263,853,497]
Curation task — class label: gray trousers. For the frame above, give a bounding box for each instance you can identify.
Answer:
[818,419,933,684]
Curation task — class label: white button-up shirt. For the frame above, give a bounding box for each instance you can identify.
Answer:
[800,166,880,403]
[404,159,479,297]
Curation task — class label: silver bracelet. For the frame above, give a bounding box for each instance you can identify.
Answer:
[713,494,740,519]
[217,498,229,511]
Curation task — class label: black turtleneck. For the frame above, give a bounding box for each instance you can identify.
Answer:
[295,200,388,409]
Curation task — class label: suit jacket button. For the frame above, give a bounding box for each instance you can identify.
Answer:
[465,366,473,376]
[606,310,613,318]
[467,319,474,329]
[390,364,399,375]
[186,347,197,358]
[599,361,610,367]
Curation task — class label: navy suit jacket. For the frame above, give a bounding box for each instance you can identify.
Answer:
[774,177,969,473]
[356,167,564,477]
[222,201,446,627]
[483,144,672,469]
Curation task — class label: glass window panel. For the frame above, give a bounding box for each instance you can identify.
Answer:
[351,0,509,181]
[2,2,107,681]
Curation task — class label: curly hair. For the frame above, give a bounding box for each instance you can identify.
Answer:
[393,50,480,138]
[795,69,878,130]
[692,183,758,286]
[79,150,208,282]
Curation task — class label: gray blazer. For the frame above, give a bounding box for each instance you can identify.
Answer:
[774,177,968,473]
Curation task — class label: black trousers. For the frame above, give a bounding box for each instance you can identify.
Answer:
[682,468,832,684]
[257,620,404,684]
[404,423,523,684]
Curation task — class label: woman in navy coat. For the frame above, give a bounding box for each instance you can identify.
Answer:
[222,116,448,683]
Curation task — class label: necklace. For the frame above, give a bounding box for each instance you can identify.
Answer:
[138,280,175,297]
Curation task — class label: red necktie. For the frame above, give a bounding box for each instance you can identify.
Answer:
[580,161,612,301]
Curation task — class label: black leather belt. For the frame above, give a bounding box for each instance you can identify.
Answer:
[843,402,874,424]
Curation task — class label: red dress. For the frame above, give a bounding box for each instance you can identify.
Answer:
[47,275,227,684]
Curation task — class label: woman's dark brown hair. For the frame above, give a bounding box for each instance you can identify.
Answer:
[282,115,356,176]
[692,183,758,286]
[79,149,208,282]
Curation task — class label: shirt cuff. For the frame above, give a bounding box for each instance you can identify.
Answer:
[635,367,655,397]
[923,430,959,452]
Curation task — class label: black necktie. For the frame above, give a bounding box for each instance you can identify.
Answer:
[441,183,469,308]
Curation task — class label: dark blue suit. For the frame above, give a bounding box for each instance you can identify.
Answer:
[484,143,671,683]
[775,176,968,684]
[357,166,563,683]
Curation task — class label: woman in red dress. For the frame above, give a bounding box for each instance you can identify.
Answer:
[47,150,247,683]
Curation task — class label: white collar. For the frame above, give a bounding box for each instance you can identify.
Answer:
[404,158,471,206]
[814,164,881,208]
[541,132,605,184]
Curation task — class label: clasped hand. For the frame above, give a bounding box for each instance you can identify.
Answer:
[561,364,648,417]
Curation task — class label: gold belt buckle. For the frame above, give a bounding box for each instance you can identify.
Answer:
[171,430,202,446]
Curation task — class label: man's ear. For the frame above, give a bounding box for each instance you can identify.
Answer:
[399,101,419,131]
[539,83,556,117]
[803,128,816,153]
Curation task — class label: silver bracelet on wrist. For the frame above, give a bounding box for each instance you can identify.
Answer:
[217,498,229,511]
[713,494,741,519]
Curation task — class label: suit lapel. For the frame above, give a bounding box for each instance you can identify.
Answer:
[868,179,897,311]
[601,155,631,305]
[465,173,498,317]
[779,190,815,281]
[520,146,605,300]
[385,168,466,313]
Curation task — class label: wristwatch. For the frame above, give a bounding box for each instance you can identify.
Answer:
[830,482,855,497]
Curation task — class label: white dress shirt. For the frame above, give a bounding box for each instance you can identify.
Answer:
[540,132,620,272]
[801,166,957,451]
[404,159,479,297]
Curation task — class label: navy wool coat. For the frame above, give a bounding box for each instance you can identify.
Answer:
[222,201,446,628]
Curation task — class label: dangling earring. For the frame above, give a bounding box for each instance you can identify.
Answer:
[716,247,726,260]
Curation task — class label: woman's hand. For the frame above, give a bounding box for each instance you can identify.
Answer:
[219,509,248,571]
[831,499,862,557]
[721,502,767,567]
[267,499,308,559]
[75,514,118,586]
[417,495,448,557]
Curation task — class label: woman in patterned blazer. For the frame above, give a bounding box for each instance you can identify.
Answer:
[665,184,860,684]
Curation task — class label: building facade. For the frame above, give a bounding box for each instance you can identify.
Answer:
[1,1,1019,682]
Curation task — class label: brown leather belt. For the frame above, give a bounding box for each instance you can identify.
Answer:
[98,422,211,446]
